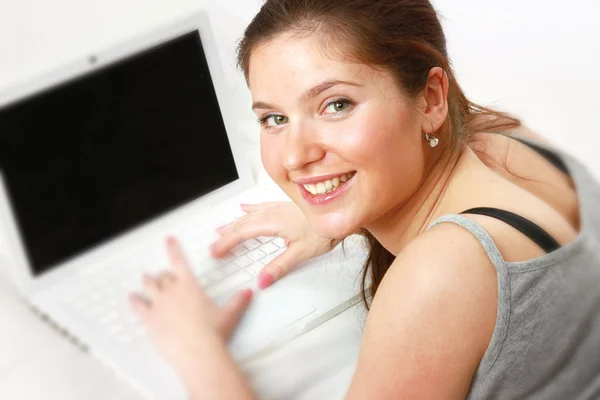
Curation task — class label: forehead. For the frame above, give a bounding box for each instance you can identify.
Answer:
[247,33,386,97]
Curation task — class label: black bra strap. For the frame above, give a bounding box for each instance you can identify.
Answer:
[460,207,561,253]
[515,139,570,176]
[507,134,570,177]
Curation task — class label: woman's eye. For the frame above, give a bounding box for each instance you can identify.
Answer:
[262,115,289,128]
[325,100,351,114]
[273,115,289,125]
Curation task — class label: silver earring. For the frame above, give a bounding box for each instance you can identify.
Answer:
[424,133,439,148]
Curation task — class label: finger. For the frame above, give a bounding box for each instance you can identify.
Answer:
[258,248,302,290]
[142,273,161,298]
[210,222,278,258]
[155,270,177,290]
[166,236,193,278]
[215,222,232,235]
[239,202,278,213]
[218,288,253,339]
[128,292,152,321]
[239,203,256,213]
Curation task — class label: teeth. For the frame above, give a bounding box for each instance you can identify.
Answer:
[302,172,355,196]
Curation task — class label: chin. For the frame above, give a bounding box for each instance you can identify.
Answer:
[307,213,359,240]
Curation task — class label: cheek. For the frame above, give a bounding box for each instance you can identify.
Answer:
[339,105,418,171]
[338,104,424,212]
[260,135,286,182]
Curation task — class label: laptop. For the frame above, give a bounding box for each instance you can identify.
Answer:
[0,10,367,399]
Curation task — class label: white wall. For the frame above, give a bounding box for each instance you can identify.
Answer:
[0,0,598,169]
[0,0,598,273]
[435,0,600,176]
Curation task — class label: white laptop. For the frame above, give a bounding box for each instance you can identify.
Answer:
[0,11,367,399]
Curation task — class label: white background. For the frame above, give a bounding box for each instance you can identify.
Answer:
[0,0,599,174]
[0,0,598,398]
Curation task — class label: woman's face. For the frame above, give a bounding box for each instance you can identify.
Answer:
[248,34,427,239]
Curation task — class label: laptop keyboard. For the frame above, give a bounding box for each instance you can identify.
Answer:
[62,235,287,346]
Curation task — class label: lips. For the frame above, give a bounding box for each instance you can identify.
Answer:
[298,171,356,206]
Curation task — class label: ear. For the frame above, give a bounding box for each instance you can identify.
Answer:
[420,67,449,133]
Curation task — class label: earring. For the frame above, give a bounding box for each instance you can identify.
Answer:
[424,133,439,148]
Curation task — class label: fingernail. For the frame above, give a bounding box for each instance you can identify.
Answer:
[241,288,253,299]
[258,272,273,290]
[209,243,220,257]
[167,235,176,245]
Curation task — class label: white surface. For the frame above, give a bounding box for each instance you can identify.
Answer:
[0,0,599,398]
[0,274,366,400]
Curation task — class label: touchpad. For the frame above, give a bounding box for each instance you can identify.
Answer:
[227,283,316,360]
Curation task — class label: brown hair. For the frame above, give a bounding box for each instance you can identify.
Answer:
[237,0,520,306]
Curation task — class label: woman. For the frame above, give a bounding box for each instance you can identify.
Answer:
[129,0,600,398]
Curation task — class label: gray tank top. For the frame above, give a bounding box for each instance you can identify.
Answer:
[427,135,600,399]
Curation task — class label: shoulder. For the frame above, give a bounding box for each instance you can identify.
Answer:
[347,221,498,399]
[380,220,500,309]
[380,221,500,344]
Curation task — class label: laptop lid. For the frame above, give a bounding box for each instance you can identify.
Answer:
[0,12,254,295]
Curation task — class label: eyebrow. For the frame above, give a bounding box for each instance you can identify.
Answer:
[251,80,360,111]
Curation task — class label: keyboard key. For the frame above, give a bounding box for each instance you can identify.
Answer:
[73,299,90,310]
[107,324,123,336]
[273,237,286,248]
[247,249,267,262]
[206,270,253,298]
[242,239,261,251]
[134,325,145,336]
[118,334,133,345]
[126,313,139,325]
[234,256,253,268]
[88,304,104,317]
[256,236,273,244]
[262,254,276,265]
[220,262,240,275]
[204,268,228,283]
[106,298,118,308]
[218,253,236,264]
[196,274,212,287]
[231,246,248,257]
[262,248,285,266]
[99,310,120,326]
[90,292,103,302]
[103,285,117,297]
[260,242,279,255]
[245,262,264,276]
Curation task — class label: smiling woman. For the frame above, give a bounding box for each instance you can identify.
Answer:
[131,1,600,399]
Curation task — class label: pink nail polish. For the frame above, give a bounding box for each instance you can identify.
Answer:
[258,272,273,290]
[209,243,220,257]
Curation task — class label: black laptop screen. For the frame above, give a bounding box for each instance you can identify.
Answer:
[0,31,239,276]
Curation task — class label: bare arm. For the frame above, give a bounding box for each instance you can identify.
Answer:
[179,333,256,400]
[344,223,498,399]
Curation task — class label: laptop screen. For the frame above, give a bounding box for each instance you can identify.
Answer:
[0,31,239,276]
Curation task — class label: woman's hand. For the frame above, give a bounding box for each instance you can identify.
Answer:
[210,202,340,289]
[129,237,253,378]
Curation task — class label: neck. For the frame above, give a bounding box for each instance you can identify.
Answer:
[366,147,464,256]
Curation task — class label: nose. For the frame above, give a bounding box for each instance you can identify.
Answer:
[282,122,325,172]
